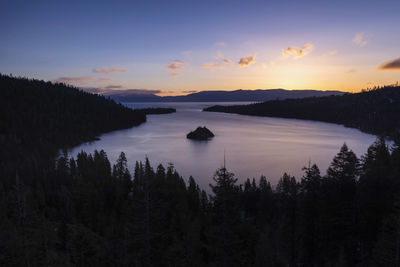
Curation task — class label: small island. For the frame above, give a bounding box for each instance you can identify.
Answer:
[187,126,215,140]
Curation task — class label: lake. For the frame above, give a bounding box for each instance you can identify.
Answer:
[69,102,377,190]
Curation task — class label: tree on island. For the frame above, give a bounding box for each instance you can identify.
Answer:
[187,126,215,140]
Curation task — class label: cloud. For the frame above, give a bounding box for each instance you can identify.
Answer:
[82,88,161,96]
[165,60,186,77]
[97,78,113,82]
[182,90,198,94]
[377,57,400,70]
[282,43,314,58]
[222,58,234,66]
[92,68,128,74]
[345,69,356,74]
[202,61,233,69]
[81,84,124,92]
[103,85,124,89]
[215,51,226,60]
[238,55,256,66]
[83,88,199,97]
[55,76,93,83]
[169,72,181,77]
[202,62,220,69]
[215,41,225,46]
[81,87,102,94]
[322,50,338,57]
[202,52,234,70]
[102,89,161,95]
[55,77,115,84]
[353,32,368,46]
[165,60,185,70]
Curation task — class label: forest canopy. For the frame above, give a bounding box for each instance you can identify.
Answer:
[0,73,147,164]
[1,139,400,266]
[204,84,400,138]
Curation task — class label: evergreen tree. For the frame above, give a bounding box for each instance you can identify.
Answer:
[321,144,359,265]
[209,166,240,267]
[276,173,299,266]
[358,138,393,263]
[299,163,322,266]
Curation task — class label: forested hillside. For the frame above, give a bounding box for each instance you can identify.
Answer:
[0,74,146,163]
[204,85,400,138]
[2,74,400,266]
[1,139,400,266]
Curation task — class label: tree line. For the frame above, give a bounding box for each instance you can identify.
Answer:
[1,138,400,266]
[0,74,147,165]
[2,73,400,266]
[204,84,400,139]
[0,74,173,190]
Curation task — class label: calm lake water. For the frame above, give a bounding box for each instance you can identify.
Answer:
[70,102,377,190]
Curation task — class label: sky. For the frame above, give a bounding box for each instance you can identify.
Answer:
[1,0,399,96]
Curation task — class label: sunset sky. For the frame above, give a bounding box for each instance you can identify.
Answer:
[1,0,399,95]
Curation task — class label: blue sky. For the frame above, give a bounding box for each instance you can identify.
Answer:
[1,0,399,94]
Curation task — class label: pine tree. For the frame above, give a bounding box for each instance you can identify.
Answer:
[358,137,393,264]
[321,144,359,265]
[113,152,132,200]
[276,173,299,266]
[299,163,322,266]
[209,166,240,267]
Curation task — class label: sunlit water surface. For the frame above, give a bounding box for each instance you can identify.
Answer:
[70,102,377,190]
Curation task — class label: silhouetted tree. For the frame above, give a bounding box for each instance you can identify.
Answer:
[209,166,241,267]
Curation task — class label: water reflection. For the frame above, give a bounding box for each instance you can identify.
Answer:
[70,102,377,190]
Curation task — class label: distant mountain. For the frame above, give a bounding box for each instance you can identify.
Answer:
[106,89,344,102]
[104,92,162,102]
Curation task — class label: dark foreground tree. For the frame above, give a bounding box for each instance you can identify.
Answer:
[1,138,400,266]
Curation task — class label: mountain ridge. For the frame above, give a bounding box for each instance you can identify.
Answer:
[105,88,344,102]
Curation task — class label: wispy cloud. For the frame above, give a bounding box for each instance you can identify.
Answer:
[203,52,234,70]
[55,76,93,83]
[345,69,356,74]
[238,55,256,66]
[202,61,234,70]
[165,60,186,77]
[202,62,220,69]
[222,58,234,66]
[377,57,400,70]
[102,89,161,95]
[282,43,314,59]
[322,50,338,57]
[182,90,198,94]
[92,67,128,74]
[81,87,102,94]
[165,60,185,70]
[103,85,124,89]
[353,32,368,46]
[82,88,162,96]
[169,72,181,77]
[85,88,199,97]
[97,78,113,82]
[83,84,125,92]
[55,76,115,84]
